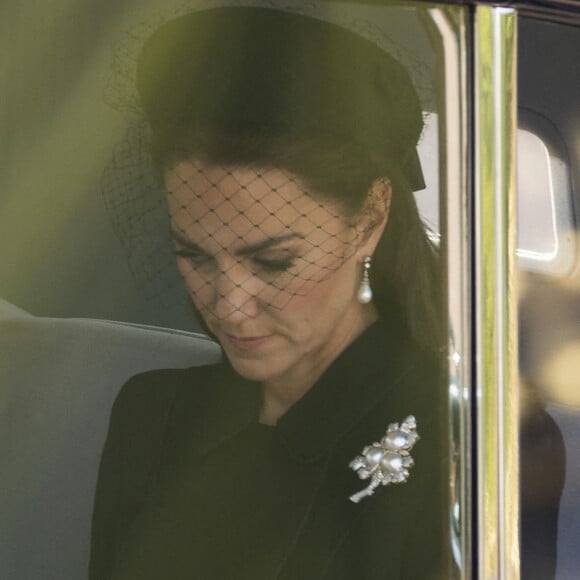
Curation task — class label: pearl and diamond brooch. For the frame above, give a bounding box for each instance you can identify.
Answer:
[348,415,419,503]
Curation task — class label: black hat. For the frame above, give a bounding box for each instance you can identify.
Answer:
[137,7,425,190]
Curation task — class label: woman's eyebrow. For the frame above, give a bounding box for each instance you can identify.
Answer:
[170,229,303,255]
[235,233,304,256]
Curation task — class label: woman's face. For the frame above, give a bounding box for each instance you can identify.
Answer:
[165,159,387,385]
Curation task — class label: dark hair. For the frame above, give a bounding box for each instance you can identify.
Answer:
[137,7,441,351]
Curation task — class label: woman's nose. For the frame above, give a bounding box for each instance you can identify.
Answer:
[212,264,260,321]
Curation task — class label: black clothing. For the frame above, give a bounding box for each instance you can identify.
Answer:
[90,321,449,579]
[520,408,566,580]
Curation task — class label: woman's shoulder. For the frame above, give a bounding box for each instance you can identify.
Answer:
[109,362,228,430]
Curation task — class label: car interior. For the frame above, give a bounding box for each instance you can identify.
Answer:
[1,2,579,579]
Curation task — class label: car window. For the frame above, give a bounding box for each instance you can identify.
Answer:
[0,2,466,579]
[517,14,580,580]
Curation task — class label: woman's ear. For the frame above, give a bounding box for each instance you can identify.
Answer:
[354,177,391,260]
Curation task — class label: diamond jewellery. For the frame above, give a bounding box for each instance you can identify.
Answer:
[348,415,419,503]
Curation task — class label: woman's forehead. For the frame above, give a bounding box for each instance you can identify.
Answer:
[165,160,346,242]
[166,161,310,206]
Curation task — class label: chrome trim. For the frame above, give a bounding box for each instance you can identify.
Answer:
[474,6,519,579]
[424,7,472,579]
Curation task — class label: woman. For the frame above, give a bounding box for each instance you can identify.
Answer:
[90,7,448,579]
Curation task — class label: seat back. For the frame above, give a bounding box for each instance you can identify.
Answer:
[0,298,31,320]
[0,316,220,580]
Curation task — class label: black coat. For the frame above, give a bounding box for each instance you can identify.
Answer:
[90,321,449,579]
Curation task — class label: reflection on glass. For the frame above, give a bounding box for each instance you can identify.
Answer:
[518,15,580,580]
[516,125,576,275]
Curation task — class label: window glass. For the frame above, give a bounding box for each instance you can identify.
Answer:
[418,114,577,274]
[416,112,441,242]
[518,15,580,580]
[0,0,445,332]
[0,3,467,579]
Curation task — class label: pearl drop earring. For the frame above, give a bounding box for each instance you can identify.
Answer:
[357,256,373,304]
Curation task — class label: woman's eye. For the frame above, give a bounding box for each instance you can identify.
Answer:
[174,249,212,265]
[253,256,296,272]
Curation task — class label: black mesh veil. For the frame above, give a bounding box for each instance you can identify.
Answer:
[165,160,378,318]
[102,5,433,327]
[102,120,185,307]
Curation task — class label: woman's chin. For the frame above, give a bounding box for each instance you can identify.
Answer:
[225,353,283,383]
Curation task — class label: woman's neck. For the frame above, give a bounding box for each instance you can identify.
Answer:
[258,306,378,426]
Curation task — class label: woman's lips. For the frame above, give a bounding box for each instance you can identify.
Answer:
[223,333,273,351]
